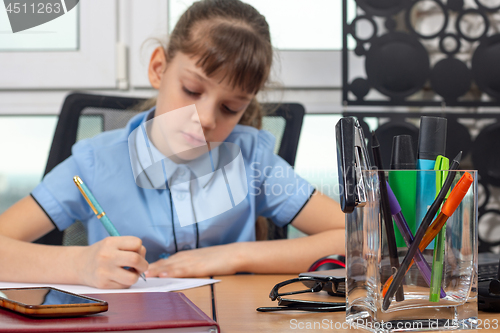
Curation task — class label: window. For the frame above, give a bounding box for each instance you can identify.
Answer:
[288,113,342,238]
[131,0,355,89]
[169,0,350,50]
[0,2,79,51]
[0,116,57,214]
[0,1,116,89]
[170,0,355,88]
[295,114,341,200]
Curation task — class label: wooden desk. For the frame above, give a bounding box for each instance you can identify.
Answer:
[183,274,500,333]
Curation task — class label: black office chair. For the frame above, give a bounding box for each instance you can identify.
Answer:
[35,92,305,246]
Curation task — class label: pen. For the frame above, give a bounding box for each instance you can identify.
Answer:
[372,132,404,302]
[386,182,446,298]
[429,155,450,302]
[382,171,473,298]
[382,151,462,311]
[73,176,147,282]
[418,172,473,252]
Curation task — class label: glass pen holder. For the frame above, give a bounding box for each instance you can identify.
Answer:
[346,170,478,333]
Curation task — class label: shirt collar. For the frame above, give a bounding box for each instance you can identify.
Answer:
[133,108,219,190]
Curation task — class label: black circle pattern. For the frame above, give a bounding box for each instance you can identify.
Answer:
[344,2,500,252]
[455,9,489,42]
[350,78,371,100]
[405,0,449,40]
[448,0,464,12]
[355,0,408,17]
[474,0,500,12]
[439,33,461,55]
[472,34,500,100]
[345,0,500,104]
[365,32,430,99]
[430,57,472,101]
[349,15,378,43]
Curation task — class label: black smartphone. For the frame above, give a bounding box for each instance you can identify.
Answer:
[0,287,108,318]
[336,117,357,213]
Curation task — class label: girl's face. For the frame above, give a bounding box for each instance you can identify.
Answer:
[148,47,255,160]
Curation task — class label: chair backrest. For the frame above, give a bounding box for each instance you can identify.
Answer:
[35,92,305,245]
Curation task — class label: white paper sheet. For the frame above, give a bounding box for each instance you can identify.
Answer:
[0,277,219,294]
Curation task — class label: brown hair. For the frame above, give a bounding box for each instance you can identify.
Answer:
[138,1,274,240]
[140,0,273,129]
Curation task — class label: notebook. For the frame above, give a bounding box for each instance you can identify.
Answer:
[0,292,219,332]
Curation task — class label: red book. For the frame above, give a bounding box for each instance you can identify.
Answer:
[0,292,219,332]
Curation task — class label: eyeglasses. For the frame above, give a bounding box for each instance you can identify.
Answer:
[256,276,346,312]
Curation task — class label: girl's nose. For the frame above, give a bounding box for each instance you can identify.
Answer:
[195,101,217,131]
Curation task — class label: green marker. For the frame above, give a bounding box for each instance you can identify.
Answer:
[429,155,450,302]
[389,135,417,248]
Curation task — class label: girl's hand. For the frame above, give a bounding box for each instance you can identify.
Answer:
[77,236,148,289]
[145,244,242,278]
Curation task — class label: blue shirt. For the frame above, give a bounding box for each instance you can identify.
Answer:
[32,108,314,262]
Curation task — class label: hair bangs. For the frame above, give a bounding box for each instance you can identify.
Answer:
[184,22,272,94]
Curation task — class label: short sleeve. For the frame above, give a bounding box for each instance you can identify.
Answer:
[253,130,314,227]
[31,140,96,231]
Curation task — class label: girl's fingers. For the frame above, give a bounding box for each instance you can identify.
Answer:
[139,245,147,258]
[144,260,171,277]
[160,267,187,278]
[108,266,140,288]
[91,266,137,289]
[113,236,144,252]
[114,250,149,274]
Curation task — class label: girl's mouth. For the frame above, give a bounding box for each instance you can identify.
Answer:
[181,131,206,146]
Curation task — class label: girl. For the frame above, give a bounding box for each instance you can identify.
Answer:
[0,0,345,289]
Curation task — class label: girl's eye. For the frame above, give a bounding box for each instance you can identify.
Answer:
[222,105,238,114]
[183,87,200,96]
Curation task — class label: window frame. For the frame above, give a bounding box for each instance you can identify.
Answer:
[130,1,345,89]
[0,1,116,89]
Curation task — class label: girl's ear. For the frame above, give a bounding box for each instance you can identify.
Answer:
[148,47,168,90]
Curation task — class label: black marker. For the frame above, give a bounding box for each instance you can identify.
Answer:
[372,132,404,302]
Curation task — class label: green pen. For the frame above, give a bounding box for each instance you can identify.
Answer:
[429,156,449,302]
[389,135,417,248]
[73,176,146,282]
